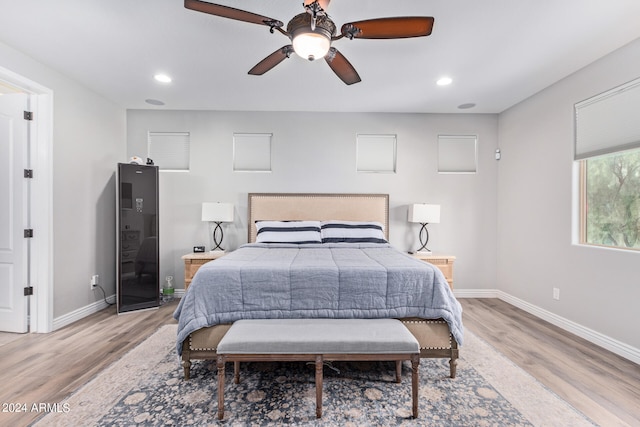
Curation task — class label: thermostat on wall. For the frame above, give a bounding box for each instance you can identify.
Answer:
[193,246,205,253]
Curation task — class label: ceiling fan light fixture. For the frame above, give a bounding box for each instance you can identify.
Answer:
[293,32,331,61]
[185,1,435,85]
[288,13,336,61]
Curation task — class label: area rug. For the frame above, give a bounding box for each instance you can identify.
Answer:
[32,325,595,426]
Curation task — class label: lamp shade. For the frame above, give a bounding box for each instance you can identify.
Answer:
[408,204,440,224]
[202,202,234,222]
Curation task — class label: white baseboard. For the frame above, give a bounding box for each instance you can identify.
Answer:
[453,288,498,298]
[53,294,116,331]
[455,288,640,365]
[52,291,185,331]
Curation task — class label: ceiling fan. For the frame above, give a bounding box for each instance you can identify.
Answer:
[184,0,435,85]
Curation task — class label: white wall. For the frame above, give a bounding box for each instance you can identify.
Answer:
[0,40,126,319]
[127,110,499,291]
[497,38,640,349]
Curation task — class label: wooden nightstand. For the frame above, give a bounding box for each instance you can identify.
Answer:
[182,251,226,290]
[412,254,456,290]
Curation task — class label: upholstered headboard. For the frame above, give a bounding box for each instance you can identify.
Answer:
[247,193,389,243]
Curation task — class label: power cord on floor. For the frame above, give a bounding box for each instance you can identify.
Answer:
[93,284,115,306]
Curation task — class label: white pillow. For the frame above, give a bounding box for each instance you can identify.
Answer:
[255,221,322,244]
[320,221,387,243]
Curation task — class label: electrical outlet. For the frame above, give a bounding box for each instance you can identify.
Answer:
[90,275,99,289]
[553,287,560,300]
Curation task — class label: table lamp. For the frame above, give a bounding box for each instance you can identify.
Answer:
[201,202,234,251]
[408,204,440,254]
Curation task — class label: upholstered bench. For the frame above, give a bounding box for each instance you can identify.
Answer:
[215,318,421,420]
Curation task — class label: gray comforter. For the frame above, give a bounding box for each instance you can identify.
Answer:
[174,243,464,354]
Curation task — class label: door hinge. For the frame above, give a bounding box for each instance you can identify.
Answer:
[24,286,34,296]
[24,229,34,238]
[24,169,34,178]
[24,111,33,121]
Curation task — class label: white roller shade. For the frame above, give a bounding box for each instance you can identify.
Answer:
[438,135,477,173]
[147,131,190,171]
[233,133,272,172]
[356,134,397,173]
[575,77,640,160]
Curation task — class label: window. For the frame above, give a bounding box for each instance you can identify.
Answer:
[575,77,640,251]
[437,135,477,173]
[580,148,640,250]
[356,134,397,173]
[233,133,272,172]
[147,132,190,171]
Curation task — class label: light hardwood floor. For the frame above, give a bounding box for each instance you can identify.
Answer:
[0,298,638,426]
[460,299,640,427]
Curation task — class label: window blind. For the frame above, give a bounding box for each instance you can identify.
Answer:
[233,133,272,172]
[147,132,190,171]
[356,134,397,173]
[438,135,477,173]
[575,77,640,160]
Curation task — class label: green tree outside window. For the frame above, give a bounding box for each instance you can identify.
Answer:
[584,148,640,249]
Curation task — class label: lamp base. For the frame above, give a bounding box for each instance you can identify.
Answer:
[416,223,432,254]
[211,221,225,252]
[415,250,433,255]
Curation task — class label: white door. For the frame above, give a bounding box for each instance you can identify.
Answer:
[0,93,29,333]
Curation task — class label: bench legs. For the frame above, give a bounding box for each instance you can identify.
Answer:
[411,354,420,418]
[315,355,323,418]
[234,361,240,384]
[217,355,225,420]
[217,355,419,420]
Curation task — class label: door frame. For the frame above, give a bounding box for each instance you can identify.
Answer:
[0,66,53,333]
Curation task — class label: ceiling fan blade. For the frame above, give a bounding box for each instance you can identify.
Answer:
[248,46,294,75]
[325,48,361,85]
[341,17,434,40]
[185,0,283,28]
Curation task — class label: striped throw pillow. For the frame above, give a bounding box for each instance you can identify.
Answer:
[255,221,322,244]
[320,221,387,243]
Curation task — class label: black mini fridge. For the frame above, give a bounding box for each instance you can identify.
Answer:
[116,163,159,313]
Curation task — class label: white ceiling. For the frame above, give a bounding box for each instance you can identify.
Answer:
[1,0,640,113]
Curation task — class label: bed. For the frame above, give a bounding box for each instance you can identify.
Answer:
[174,193,462,379]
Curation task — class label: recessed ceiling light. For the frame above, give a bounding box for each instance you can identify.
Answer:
[145,99,165,106]
[154,74,172,83]
[436,76,453,86]
[458,103,476,109]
